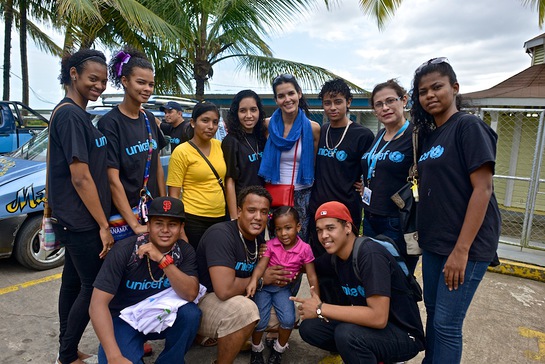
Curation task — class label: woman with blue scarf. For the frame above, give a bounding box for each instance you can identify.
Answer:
[259,74,320,242]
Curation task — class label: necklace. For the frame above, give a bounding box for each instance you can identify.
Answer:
[147,256,166,282]
[238,230,258,265]
[325,121,351,150]
[243,134,259,157]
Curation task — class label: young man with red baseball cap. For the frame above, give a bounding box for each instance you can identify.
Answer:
[90,197,201,364]
[292,201,424,363]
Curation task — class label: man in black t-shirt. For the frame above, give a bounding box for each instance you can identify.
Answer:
[294,201,425,363]
[196,186,292,363]
[159,101,192,152]
[90,197,201,364]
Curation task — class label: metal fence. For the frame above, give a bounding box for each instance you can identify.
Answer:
[477,108,545,251]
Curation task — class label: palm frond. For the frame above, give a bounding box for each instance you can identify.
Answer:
[521,0,545,27]
[358,0,404,30]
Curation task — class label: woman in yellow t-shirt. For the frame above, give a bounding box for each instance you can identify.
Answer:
[167,102,226,250]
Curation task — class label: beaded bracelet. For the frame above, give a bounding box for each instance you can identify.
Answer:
[158,254,174,269]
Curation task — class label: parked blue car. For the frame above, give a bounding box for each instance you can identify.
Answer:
[0,106,179,270]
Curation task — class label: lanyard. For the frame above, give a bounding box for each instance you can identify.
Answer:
[366,120,409,181]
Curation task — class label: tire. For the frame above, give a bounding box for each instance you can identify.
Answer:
[13,214,65,270]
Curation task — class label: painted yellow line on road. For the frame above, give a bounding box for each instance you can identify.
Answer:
[519,327,545,361]
[488,259,545,283]
[0,273,61,295]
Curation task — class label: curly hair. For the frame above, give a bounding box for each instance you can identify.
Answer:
[59,49,107,86]
[371,79,406,106]
[268,205,301,232]
[318,78,353,111]
[108,46,153,89]
[410,59,462,136]
[272,74,310,117]
[226,90,266,149]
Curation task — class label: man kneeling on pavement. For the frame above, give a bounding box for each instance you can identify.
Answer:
[90,197,202,363]
[196,186,295,364]
[293,201,425,363]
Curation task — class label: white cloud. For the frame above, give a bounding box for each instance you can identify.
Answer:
[0,0,543,107]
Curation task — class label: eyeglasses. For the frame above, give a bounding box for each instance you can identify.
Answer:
[415,57,450,75]
[373,96,402,110]
[273,74,295,86]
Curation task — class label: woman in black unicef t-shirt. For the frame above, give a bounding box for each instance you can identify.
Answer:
[410,58,501,364]
[98,48,166,238]
[48,49,113,364]
[221,90,266,219]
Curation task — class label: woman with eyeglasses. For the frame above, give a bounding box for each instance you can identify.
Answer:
[411,58,500,363]
[222,90,266,219]
[259,74,320,242]
[360,79,419,275]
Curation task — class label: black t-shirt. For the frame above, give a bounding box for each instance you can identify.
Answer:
[221,133,264,195]
[196,220,264,292]
[361,123,415,217]
[332,241,424,343]
[309,122,374,225]
[160,120,192,152]
[93,234,198,317]
[98,107,167,215]
[48,98,111,231]
[417,112,501,261]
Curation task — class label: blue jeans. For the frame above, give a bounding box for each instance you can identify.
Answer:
[254,284,295,331]
[422,250,489,364]
[363,213,419,275]
[53,224,103,364]
[299,319,423,363]
[98,303,201,364]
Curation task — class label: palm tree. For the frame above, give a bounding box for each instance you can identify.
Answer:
[2,0,62,103]
[143,0,366,101]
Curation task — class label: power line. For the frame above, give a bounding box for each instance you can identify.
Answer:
[0,66,58,105]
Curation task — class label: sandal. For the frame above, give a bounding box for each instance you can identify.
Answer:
[200,336,218,347]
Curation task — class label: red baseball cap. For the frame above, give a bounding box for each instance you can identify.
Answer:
[315,201,353,224]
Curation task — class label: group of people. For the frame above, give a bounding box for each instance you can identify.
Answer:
[47,45,500,364]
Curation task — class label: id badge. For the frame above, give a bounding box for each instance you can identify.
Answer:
[362,186,372,205]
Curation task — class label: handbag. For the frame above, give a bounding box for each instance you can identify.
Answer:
[391,126,422,256]
[40,102,71,251]
[108,110,154,241]
[265,139,299,207]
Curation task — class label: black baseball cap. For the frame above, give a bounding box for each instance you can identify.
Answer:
[147,197,185,222]
[159,101,182,112]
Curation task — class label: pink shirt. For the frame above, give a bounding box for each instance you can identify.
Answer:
[263,237,315,280]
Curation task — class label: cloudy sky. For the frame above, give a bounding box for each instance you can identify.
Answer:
[1,0,543,108]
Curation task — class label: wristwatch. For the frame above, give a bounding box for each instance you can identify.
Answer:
[316,302,329,322]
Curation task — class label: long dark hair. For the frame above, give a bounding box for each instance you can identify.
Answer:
[109,47,153,89]
[410,59,462,136]
[272,74,310,117]
[226,90,266,149]
[59,49,106,86]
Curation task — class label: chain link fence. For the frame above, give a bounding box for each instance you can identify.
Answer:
[476,108,545,251]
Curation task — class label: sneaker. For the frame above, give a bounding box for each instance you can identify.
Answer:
[267,348,283,364]
[250,350,265,364]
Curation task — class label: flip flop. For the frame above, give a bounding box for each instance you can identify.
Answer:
[200,337,218,347]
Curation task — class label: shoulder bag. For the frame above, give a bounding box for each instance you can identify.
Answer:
[264,139,299,207]
[390,126,422,256]
[40,102,72,251]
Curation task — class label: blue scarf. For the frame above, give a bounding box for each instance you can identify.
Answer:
[259,108,314,185]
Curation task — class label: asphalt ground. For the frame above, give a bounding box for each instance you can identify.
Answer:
[1,257,544,364]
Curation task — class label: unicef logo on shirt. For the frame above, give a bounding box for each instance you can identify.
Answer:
[389,151,405,163]
[336,150,348,162]
[430,145,444,159]
[357,285,365,296]
[151,139,158,150]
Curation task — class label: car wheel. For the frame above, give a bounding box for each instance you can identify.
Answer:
[13,215,65,270]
